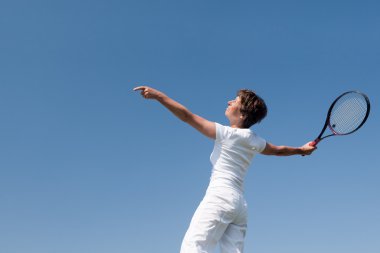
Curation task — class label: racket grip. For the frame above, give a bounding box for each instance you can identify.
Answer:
[309,139,320,147]
[302,139,320,156]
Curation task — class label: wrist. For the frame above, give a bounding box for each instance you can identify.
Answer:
[156,92,166,102]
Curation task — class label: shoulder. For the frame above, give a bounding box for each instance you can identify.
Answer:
[215,124,251,141]
[215,123,231,141]
[248,130,267,153]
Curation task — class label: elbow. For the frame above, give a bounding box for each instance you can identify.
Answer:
[273,146,288,156]
[180,110,192,123]
[274,150,284,156]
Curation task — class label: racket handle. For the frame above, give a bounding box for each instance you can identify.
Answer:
[302,139,320,156]
[309,139,320,147]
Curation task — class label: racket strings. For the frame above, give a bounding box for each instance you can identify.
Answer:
[332,97,366,132]
[329,93,368,135]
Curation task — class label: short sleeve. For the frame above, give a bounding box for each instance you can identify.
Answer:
[250,134,267,153]
[215,122,230,142]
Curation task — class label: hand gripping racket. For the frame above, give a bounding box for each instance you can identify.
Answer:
[310,91,370,146]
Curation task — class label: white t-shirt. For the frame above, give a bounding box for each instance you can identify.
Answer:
[209,122,266,193]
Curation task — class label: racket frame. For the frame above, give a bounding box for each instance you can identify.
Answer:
[313,90,370,145]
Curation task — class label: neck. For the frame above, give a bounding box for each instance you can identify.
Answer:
[229,120,245,128]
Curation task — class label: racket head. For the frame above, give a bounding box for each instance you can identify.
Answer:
[326,91,370,136]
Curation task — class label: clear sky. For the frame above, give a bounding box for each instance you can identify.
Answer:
[0,1,379,253]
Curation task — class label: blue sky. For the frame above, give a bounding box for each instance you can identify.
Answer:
[0,0,379,253]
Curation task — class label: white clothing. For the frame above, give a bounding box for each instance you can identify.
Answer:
[180,187,247,253]
[210,122,266,193]
[180,123,266,253]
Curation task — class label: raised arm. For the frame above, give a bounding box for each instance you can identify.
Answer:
[133,86,216,139]
[261,141,316,156]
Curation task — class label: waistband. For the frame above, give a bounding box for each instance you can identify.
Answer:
[209,172,244,191]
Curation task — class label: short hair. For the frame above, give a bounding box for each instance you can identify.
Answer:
[237,89,267,128]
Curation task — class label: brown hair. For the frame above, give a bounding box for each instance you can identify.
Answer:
[237,89,267,128]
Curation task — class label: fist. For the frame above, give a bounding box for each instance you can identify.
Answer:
[301,141,317,155]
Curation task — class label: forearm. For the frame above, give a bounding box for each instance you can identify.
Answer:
[156,93,191,122]
[274,146,304,156]
[262,141,316,156]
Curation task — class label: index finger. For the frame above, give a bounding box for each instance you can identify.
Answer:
[133,86,146,91]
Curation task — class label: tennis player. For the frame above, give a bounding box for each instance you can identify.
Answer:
[133,86,316,253]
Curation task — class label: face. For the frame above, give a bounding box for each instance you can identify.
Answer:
[225,96,242,118]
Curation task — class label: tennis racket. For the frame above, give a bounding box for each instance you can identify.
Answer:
[310,90,370,146]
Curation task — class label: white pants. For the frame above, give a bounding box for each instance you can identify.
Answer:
[180,187,248,253]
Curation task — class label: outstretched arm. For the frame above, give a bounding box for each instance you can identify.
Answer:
[261,141,316,156]
[133,86,216,139]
